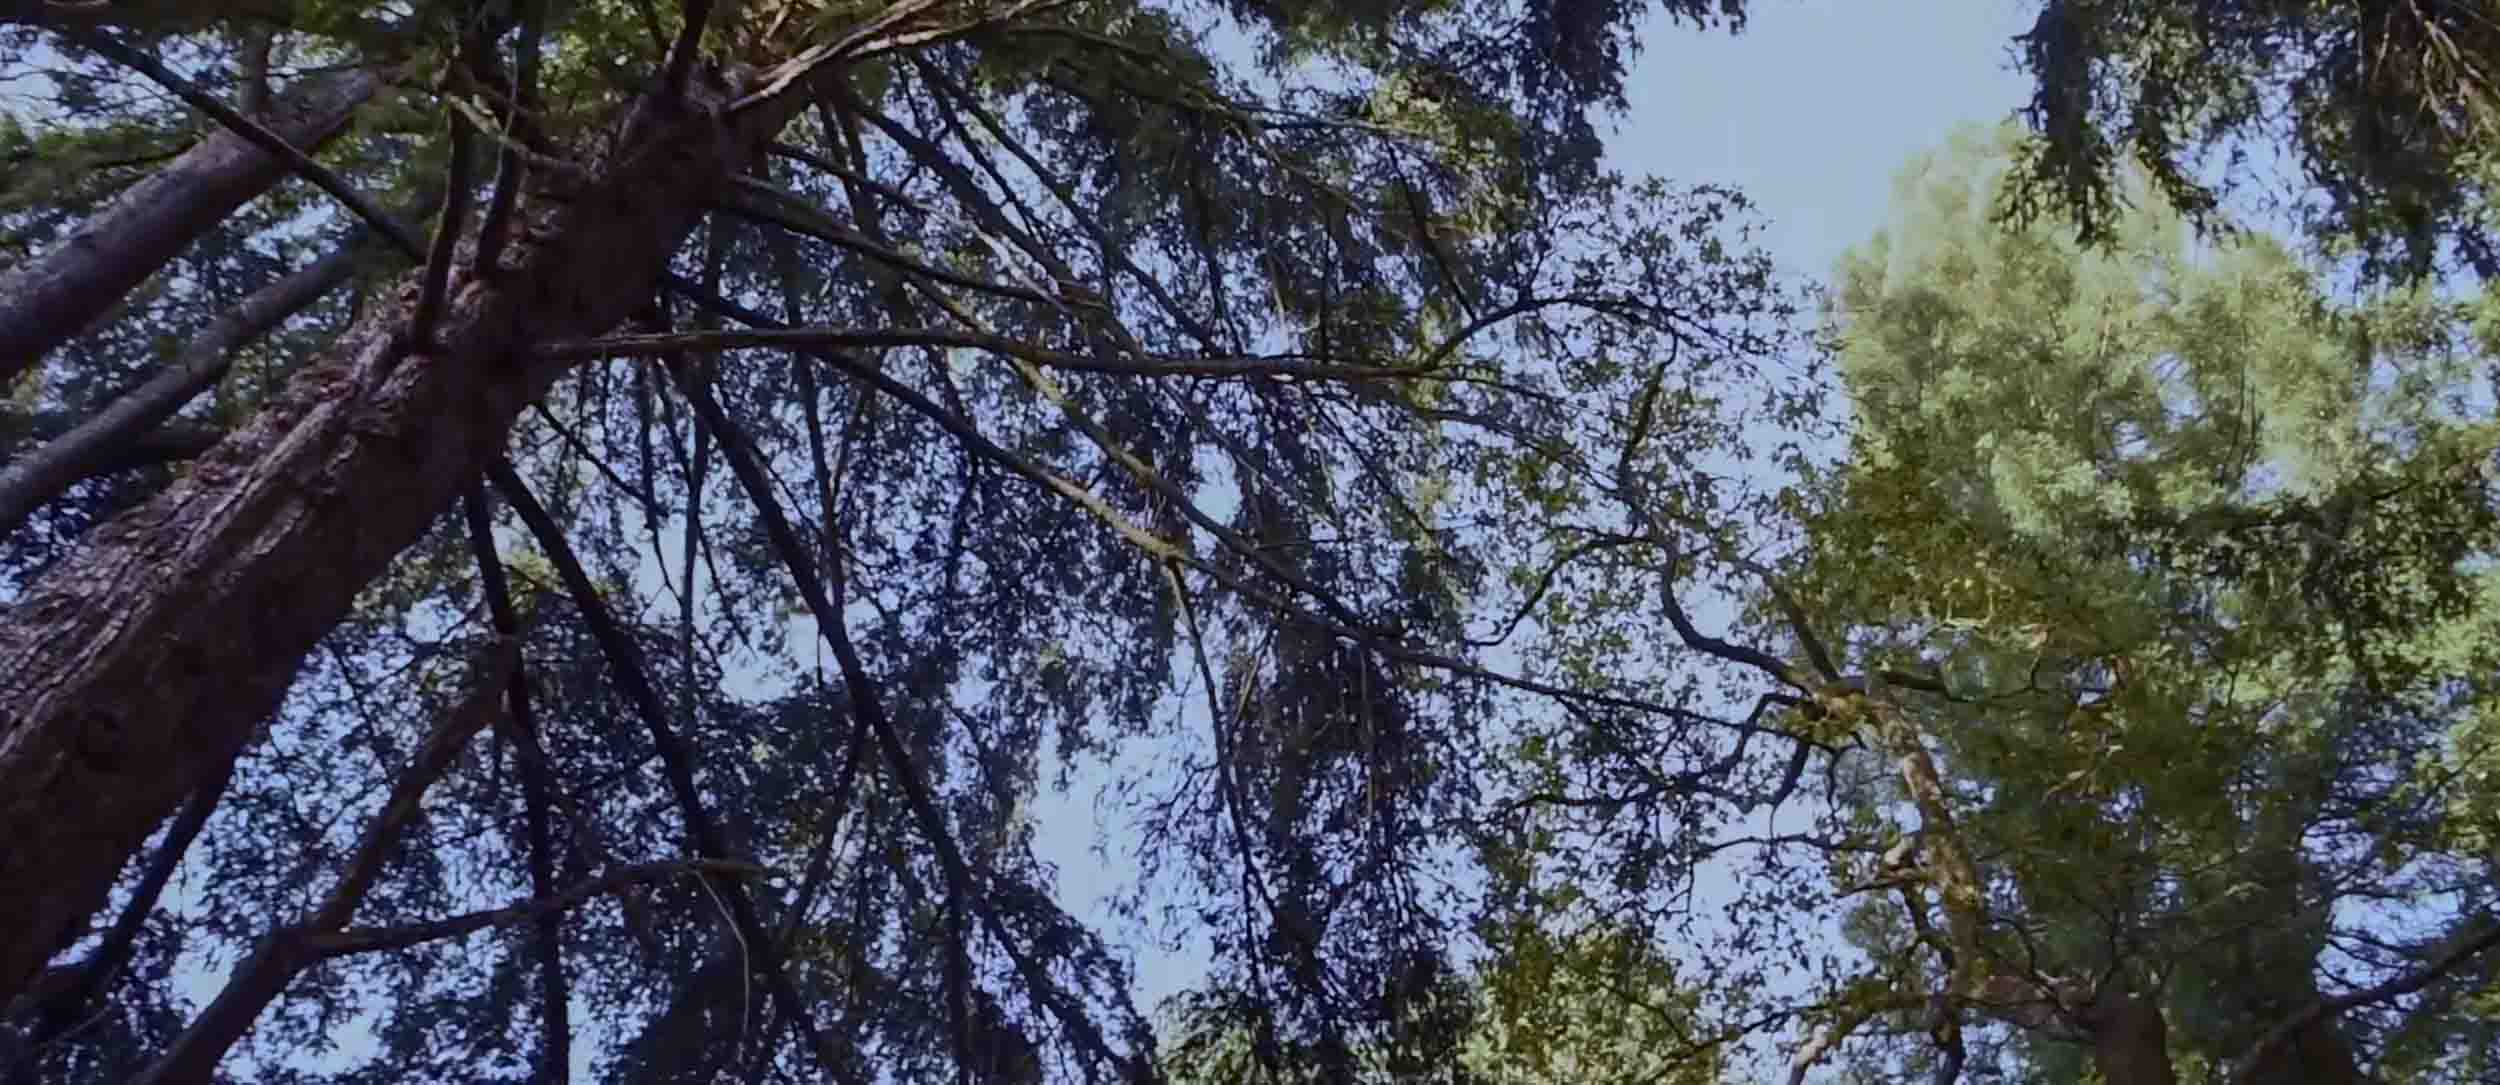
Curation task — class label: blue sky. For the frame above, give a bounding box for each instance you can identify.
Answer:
[1614,0,2037,281]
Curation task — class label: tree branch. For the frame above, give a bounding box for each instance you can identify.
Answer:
[310,859,766,956]
[542,325,1449,383]
[668,353,1143,1080]
[660,279,1776,742]
[2232,913,2500,1082]
[461,485,570,1085]
[486,461,862,1085]
[409,110,476,351]
[61,29,427,260]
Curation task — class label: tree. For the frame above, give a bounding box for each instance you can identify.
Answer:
[0,0,1794,1080]
[1768,125,2500,1084]
[1460,921,1723,1085]
[2002,0,2500,282]
[1418,119,2500,1085]
[1154,921,1720,1085]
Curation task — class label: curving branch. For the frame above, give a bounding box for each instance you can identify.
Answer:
[2230,913,2500,1083]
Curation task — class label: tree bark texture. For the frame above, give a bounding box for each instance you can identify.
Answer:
[2079,991,2364,1085]
[0,72,805,1006]
[0,65,380,386]
[2085,991,2179,1085]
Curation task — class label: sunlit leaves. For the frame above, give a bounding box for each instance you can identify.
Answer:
[1781,124,2500,1078]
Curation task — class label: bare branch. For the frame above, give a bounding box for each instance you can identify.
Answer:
[2232,914,2500,1082]
[662,0,714,94]
[472,0,545,274]
[311,860,767,956]
[410,112,477,352]
[61,30,426,260]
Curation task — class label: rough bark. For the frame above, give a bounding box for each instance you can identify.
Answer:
[0,69,805,1006]
[0,225,384,534]
[2085,991,2179,1085]
[0,65,381,386]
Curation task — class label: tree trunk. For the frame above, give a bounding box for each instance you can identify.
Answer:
[2239,1016,2362,1085]
[0,65,381,386]
[2085,991,2178,1085]
[2079,990,2366,1085]
[0,71,804,1007]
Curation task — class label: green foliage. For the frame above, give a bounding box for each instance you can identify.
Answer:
[1463,922,1719,1085]
[1154,924,1718,1085]
[1783,122,2500,1079]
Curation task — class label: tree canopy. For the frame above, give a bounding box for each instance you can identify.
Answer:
[1765,124,2500,1084]
[2004,0,2500,283]
[0,3,2497,1085]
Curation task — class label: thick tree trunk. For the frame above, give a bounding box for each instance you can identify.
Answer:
[2080,990,2365,1085]
[2085,991,2178,1085]
[0,65,381,386]
[0,72,804,1006]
